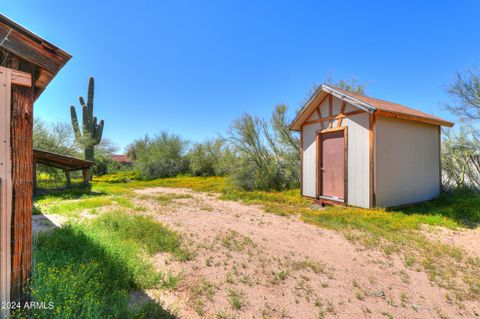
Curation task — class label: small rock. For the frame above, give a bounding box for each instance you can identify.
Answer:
[370,290,385,297]
[412,304,422,312]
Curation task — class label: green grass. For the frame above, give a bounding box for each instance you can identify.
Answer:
[29,211,185,318]
[35,196,114,217]
[391,188,480,227]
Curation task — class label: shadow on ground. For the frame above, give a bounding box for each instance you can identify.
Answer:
[34,186,105,201]
[30,219,176,319]
[389,188,480,228]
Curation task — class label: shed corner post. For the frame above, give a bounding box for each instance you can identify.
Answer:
[369,111,377,209]
[65,170,71,188]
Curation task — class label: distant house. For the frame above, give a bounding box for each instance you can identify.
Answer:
[111,154,132,165]
[289,84,454,209]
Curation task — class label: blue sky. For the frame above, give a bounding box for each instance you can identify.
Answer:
[1,1,479,151]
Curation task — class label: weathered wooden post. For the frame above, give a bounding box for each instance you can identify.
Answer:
[82,168,90,187]
[65,170,72,188]
[0,14,71,317]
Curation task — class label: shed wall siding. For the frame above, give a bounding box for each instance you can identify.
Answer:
[375,117,440,207]
[301,95,370,208]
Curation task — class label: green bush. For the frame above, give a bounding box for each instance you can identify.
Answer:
[93,152,124,176]
[128,132,189,180]
[188,138,235,177]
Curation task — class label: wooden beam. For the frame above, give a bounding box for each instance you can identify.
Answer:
[304,93,329,122]
[11,69,31,87]
[303,110,365,126]
[337,101,347,127]
[0,22,69,75]
[328,94,333,128]
[328,94,332,117]
[319,126,346,134]
[375,110,453,127]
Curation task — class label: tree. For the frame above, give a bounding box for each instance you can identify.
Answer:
[70,77,104,180]
[188,138,235,177]
[33,120,78,156]
[300,77,367,109]
[129,132,189,179]
[325,76,367,94]
[445,67,480,121]
[228,104,299,191]
[33,120,80,182]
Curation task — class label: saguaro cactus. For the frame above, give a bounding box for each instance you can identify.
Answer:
[70,77,104,179]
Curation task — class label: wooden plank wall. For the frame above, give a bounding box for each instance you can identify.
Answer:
[0,66,12,318]
[10,65,34,304]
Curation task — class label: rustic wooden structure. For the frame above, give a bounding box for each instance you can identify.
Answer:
[0,14,70,315]
[290,84,454,208]
[33,149,94,191]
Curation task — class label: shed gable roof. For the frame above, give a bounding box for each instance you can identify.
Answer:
[289,84,454,130]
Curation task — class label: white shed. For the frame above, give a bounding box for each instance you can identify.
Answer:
[289,84,454,209]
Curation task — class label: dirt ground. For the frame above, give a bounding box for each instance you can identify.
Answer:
[128,187,480,319]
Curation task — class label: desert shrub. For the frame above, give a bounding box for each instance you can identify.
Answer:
[188,138,236,176]
[93,152,124,176]
[228,105,300,191]
[441,125,480,189]
[33,120,81,183]
[128,132,189,179]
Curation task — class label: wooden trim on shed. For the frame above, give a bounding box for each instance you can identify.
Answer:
[328,94,333,128]
[316,126,348,204]
[375,110,452,127]
[304,94,329,124]
[303,110,365,126]
[369,112,376,208]
[300,129,303,195]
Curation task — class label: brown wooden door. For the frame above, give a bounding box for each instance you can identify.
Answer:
[320,130,345,200]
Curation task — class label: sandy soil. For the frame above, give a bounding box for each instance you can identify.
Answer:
[132,187,480,319]
[422,225,480,259]
[32,214,66,234]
